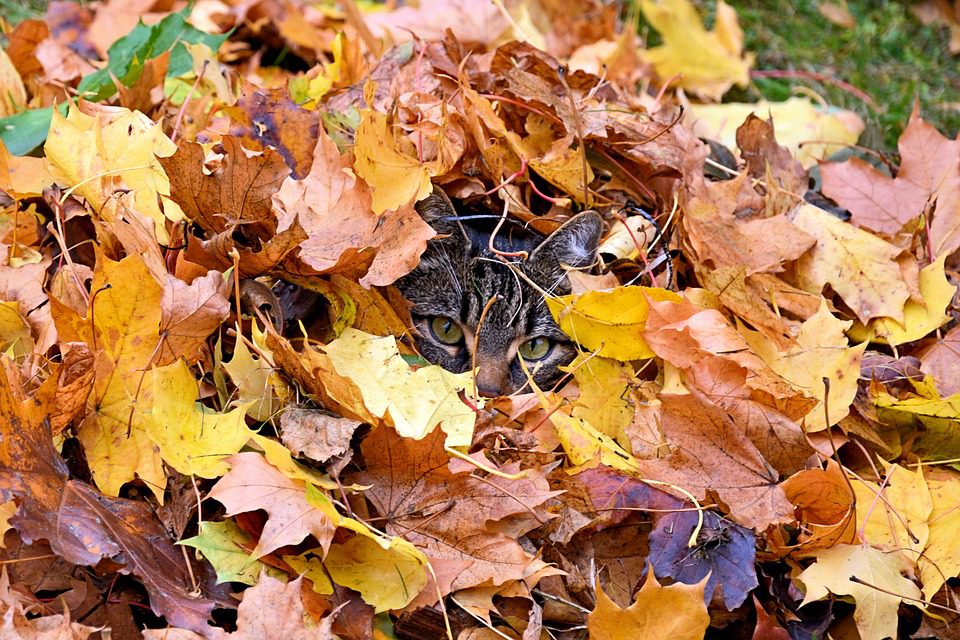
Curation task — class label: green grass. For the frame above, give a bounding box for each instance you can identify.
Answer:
[726,0,960,152]
[0,0,47,24]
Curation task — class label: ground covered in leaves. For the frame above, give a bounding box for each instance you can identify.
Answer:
[0,0,959,639]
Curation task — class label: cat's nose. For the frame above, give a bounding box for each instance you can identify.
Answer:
[477,381,505,397]
[475,360,509,397]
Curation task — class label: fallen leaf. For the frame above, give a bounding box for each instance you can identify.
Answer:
[323,328,478,446]
[587,568,709,640]
[798,544,922,640]
[179,520,271,586]
[546,286,683,361]
[790,203,909,324]
[640,0,753,101]
[208,452,337,558]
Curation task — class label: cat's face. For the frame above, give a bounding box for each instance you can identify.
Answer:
[397,191,603,396]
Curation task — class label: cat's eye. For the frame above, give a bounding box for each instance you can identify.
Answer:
[430,316,464,345]
[518,337,552,361]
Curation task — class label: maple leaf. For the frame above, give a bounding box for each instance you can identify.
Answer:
[546,286,683,361]
[798,544,922,640]
[852,462,931,567]
[772,461,856,556]
[688,97,864,168]
[273,123,435,287]
[323,328,479,446]
[226,86,320,180]
[44,104,183,244]
[353,106,434,215]
[649,509,758,610]
[743,300,866,432]
[636,391,794,529]
[918,467,960,600]
[180,521,271,586]
[208,452,337,558]
[147,359,254,479]
[51,251,167,500]
[587,569,709,640]
[820,107,960,247]
[918,324,960,396]
[790,203,910,324]
[349,426,561,599]
[640,0,753,101]
[158,270,231,366]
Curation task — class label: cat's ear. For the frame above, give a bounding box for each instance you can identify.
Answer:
[415,188,469,244]
[529,211,603,273]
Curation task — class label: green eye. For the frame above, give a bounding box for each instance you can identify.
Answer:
[430,316,464,345]
[518,337,552,361]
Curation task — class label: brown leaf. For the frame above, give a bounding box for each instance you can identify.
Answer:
[208,452,337,557]
[919,325,960,396]
[280,407,361,464]
[273,124,434,286]
[158,271,230,365]
[0,359,219,634]
[636,392,793,530]
[227,87,321,180]
[349,427,561,597]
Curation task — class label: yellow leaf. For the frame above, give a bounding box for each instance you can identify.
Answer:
[587,568,709,640]
[547,286,683,361]
[919,468,960,599]
[323,328,479,446]
[283,552,334,594]
[639,0,753,101]
[353,107,432,214]
[148,359,254,478]
[52,252,166,501]
[688,97,865,168]
[249,434,340,490]
[852,461,931,566]
[743,300,866,432]
[325,535,429,612]
[798,544,922,640]
[791,203,909,324]
[854,253,954,345]
[569,355,634,443]
[0,301,33,360]
[0,48,26,118]
[45,105,183,244]
[222,325,289,422]
[552,411,640,473]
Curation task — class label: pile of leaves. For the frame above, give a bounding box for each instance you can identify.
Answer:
[0,0,957,637]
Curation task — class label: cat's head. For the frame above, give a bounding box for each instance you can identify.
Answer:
[396,190,603,396]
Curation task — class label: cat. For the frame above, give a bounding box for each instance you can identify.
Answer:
[396,189,603,397]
